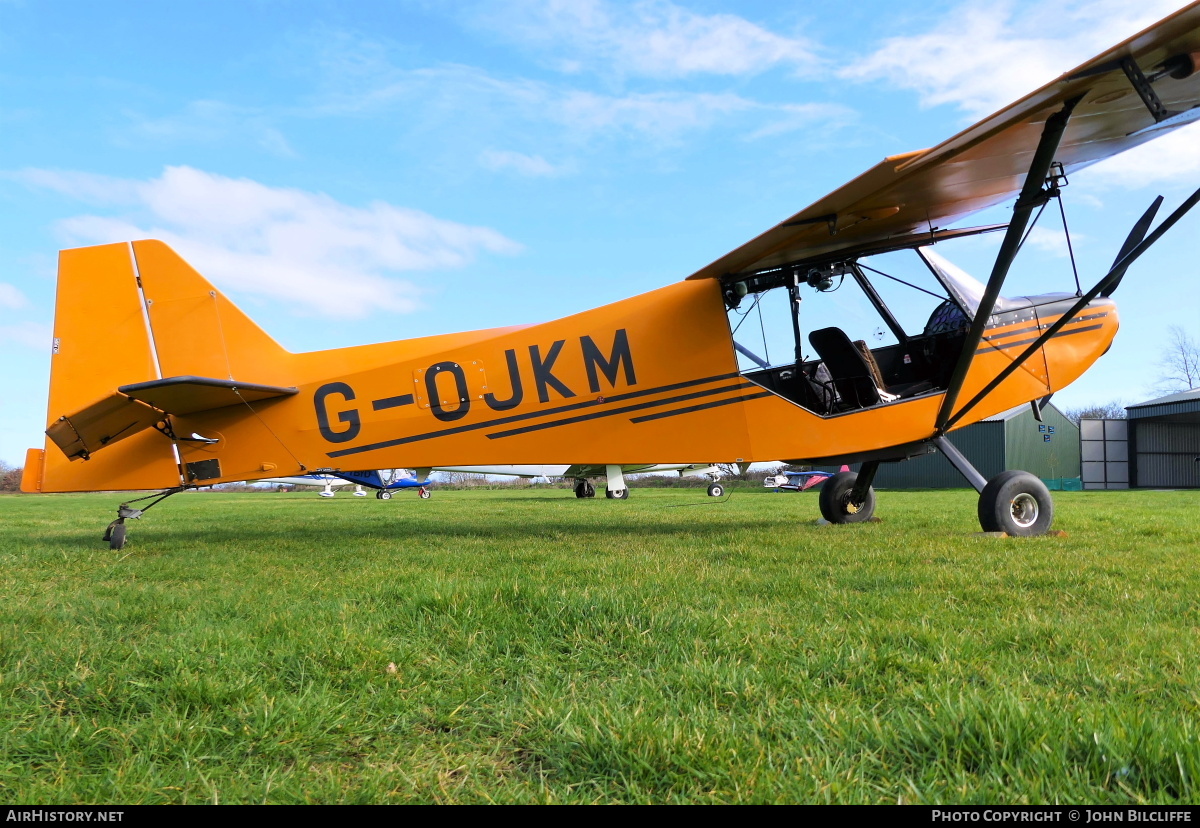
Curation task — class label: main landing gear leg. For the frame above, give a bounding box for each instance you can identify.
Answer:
[819,461,878,523]
[604,465,629,499]
[933,436,1054,536]
[102,487,186,551]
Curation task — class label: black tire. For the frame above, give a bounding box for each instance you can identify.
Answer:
[978,470,1053,536]
[419,489,431,500]
[109,522,127,551]
[818,471,876,524]
[574,480,588,498]
[377,490,392,500]
[707,483,724,497]
[606,487,629,500]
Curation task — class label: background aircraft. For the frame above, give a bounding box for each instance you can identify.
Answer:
[433,463,734,498]
[262,468,432,499]
[763,468,846,493]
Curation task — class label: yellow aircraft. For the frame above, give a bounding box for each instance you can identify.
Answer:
[21,4,1200,547]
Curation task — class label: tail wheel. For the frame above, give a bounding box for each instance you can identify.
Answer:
[109,522,127,551]
[978,471,1053,536]
[707,483,724,497]
[419,488,431,500]
[818,471,876,524]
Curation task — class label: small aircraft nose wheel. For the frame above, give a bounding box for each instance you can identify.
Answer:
[418,488,431,500]
[978,470,1054,536]
[574,480,595,499]
[818,471,876,524]
[376,490,393,500]
[707,483,724,497]
[605,487,629,499]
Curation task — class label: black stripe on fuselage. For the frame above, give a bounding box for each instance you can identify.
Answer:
[326,371,742,458]
[629,391,774,424]
[485,382,756,439]
[978,323,1105,354]
[978,311,1109,347]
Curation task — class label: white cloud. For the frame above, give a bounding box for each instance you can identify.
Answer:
[841,0,1190,116]
[471,0,820,79]
[1082,122,1200,189]
[555,89,754,136]
[1025,225,1087,258]
[15,166,521,318]
[0,282,28,310]
[311,61,853,145]
[479,149,564,177]
[120,100,299,158]
[5,168,142,205]
[0,321,51,350]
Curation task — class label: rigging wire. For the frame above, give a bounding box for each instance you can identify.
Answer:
[730,292,763,335]
[1013,200,1050,257]
[856,263,946,300]
[234,389,308,472]
[1057,194,1083,295]
[756,293,770,366]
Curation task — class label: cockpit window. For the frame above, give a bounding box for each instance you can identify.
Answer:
[918,247,1020,315]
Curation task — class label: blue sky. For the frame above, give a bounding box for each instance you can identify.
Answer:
[2,0,1198,466]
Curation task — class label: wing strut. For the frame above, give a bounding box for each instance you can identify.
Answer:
[934,95,1083,434]
[941,187,1200,432]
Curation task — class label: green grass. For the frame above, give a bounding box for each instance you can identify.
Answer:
[1,486,1198,804]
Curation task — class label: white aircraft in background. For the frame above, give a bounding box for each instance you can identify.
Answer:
[433,463,736,499]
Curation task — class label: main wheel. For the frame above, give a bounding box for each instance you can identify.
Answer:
[419,488,431,500]
[978,470,1053,536]
[606,487,629,499]
[707,483,724,497]
[377,490,392,500]
[109,522,127,551]
[818,471,876,524]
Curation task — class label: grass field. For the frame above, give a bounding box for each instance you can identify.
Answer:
[1,485,1198,804]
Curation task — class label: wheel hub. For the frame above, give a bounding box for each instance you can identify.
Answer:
[1010,493,1039,528]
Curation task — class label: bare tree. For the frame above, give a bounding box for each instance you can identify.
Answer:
[0,462,22,492]
[1063,401,1126,425]
[1155,325,1200,394]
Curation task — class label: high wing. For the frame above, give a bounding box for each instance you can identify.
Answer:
[688,1,1200,280]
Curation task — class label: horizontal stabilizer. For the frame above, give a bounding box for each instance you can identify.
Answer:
[47,393,162,461]
[117,376,298,415]
[47,376,298,461]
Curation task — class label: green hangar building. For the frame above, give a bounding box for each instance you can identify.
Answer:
[865,403,1081,489]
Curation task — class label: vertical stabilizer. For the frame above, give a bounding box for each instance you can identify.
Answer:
[30,243,181,492]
